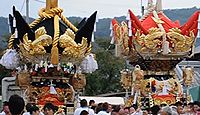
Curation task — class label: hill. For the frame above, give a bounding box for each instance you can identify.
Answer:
[0,7,200,49]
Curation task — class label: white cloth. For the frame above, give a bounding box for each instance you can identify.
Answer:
[81,54,98,73]
[74,107,95,115]
[0,111,6,115]
[131,110,143,115]
[22,112,30,115]
[0,49,19,69]
[97,111,109,115]
[39,112,44,115]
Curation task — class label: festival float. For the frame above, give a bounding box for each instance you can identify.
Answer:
[0,0,98,113]
[111,0,200,109]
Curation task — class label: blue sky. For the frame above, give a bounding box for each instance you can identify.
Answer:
[0,0,199,19]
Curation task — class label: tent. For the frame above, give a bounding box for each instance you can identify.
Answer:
[79,96,125,105]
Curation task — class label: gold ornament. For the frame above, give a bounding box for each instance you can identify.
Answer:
[20,27,52,55]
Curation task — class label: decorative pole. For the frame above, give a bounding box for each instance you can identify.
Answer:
[51,15,60,65]
[46,0,58,12]
[26,0,29,23]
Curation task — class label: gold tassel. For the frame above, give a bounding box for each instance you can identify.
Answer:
[51,15,59,65]
[51,46,59,64]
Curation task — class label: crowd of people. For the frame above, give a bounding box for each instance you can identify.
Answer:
[0,94,59,115]
[74,99,200,115]
[0,94,200,115]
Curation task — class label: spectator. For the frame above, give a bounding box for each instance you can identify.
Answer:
[8,94,25,115]
[30,105,40,115]
[151,105,160,115]
[107,104,112,115]
[193,101,200,114]
[95,103,103,114]
[0,101,11,115]
[74,99,94,115]
[89,100,96,107]
[123,107,130,115]
[97,102,109,115]
[23,103,32,115]
[80,110,89,115]
[160,106,172,115]
[43,103,58,115]
[185,102,194,114]
[129,107,135,114]
[111,105,120,115]
[170,106,178,115]
[89,100,96,112]
[175,101,185,114]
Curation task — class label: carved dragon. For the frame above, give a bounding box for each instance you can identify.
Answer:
[135,28,163,53]
[20,27,52,55]
[59,29,89,59]
[112,21,130,55]
[167,28,195,52]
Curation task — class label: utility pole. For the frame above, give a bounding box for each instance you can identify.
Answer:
[26,0,29,23]
[141,0,144,16]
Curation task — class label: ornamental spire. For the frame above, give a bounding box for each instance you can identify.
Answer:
[147,0,153,7]
[156,0,162,12]
[46,0,58,12]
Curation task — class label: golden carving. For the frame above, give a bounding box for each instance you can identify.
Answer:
[20,27,52,55]
[182,67,194,86]
[8,1,89,64]
[152,17,164,24]
[59,30,89,59]
[167,28,195,52]
[120,22,130,55]
[132,65,144,81]
[16,71,31,87]
[137,77,183,96]
[133,27,195,54]
[112,21,130,56]
[135,28,163,52]
[28,86,74,104]
[70,73,86,90]
[120,70,132,89]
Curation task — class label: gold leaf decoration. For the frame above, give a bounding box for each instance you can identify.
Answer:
[20,27,52,55]
[59,30,89,59]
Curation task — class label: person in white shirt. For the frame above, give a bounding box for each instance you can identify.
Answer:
[97,102,109,115]
[74,99,95,115]
[23,103,32,115]
[0,101,11,115]
[29,105,40,115]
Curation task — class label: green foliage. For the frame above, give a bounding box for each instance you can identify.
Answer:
[1,34,10,50]
[0,17,9,38]
[85,38,125,96]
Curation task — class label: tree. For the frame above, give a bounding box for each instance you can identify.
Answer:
[0,34,10,50]
[85,38,125,96]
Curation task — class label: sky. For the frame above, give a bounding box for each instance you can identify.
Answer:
[0,0,200,19]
